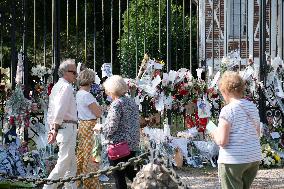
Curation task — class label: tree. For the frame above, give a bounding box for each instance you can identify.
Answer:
[118,0,197,78]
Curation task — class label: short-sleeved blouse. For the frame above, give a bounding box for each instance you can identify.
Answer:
[76,90,98,120]
[218,99,262,164]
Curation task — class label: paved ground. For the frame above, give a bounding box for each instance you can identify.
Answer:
[23,166,283,188]
[176,167,284,189]
[101,166,284,189]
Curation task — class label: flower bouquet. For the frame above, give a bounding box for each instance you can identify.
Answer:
[261,143,282,168]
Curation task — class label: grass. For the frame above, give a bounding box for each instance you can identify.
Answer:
[0,182,34,188]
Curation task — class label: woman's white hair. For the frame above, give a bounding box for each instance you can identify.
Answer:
[77,69,95,86]
[58,59,76,77]
[103,75,128,97]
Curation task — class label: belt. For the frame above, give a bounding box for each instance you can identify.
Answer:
[63,120,77,124]
[79,119,97,122]
[58,120,78,129]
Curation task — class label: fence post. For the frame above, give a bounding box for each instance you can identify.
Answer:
[23,0,28,88]
[259,0,267,123]
[10,0,17,89]
[53,0,61,82]
[167,0,172,126]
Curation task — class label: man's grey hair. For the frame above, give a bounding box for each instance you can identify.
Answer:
[58,59,76,77]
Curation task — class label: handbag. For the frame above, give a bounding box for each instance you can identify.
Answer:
[107,141,131,160]
[107,98,131,160]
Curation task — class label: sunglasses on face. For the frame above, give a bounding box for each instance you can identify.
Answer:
[67,70,77,75]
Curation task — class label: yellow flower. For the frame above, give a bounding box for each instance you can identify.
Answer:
[274,154,281,162]
[160,60,165,65]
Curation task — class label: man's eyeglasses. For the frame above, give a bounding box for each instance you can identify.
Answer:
[68,70,77,75]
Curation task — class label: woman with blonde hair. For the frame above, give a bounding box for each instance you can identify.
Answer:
[209,71,262,189]
[76,69,103,189]
[101,75,140,189]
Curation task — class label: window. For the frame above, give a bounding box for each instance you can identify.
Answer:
[229,0,247,38]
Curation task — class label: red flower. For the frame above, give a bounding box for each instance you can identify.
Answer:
[153,70,161,77]
[185,116,195,128]
[194,112,199,121]
[179,89,188,96]
[192,99,198,104]
[207,88,218,98]
[198,126,205,132]
[198,118,208,132]
[48,83,54,96]
[25,121,30,127]
[207,88,214,93]
[211,93,219,98]
[199,118,208,126]
[177,83,189,96]
[9,116,14,125]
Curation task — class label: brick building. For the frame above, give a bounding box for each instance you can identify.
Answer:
[198,0,283,68]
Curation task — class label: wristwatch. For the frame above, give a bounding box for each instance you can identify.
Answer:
[52,128,58,132]
[52,123,60,132]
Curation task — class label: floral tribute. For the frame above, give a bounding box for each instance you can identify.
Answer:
[4,85,31,143]
[135,51,284,168]
[131,54,221,132]
[261,144,282,168]
[31,65,52,79]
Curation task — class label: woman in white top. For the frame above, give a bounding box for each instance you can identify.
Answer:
[76,69,103,189]
[211,71,262,189]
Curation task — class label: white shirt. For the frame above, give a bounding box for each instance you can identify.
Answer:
[76,90,98,120]
[47,78,77,126]
[217,99,262,164]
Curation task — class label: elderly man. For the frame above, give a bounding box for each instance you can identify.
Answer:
[44,59,78,189]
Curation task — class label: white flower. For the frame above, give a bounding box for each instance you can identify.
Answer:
[264,157,271,166]
[271,159,275,165]
[186,71,193,81]
[23,156,29,161]
[8,134,12,141]
[47,69,52,74]
[271,56,283,71]
[221,56,230,65]
[162,73,169,86]
[31,65,51,78]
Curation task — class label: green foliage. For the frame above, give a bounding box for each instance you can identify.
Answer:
[0,0,105,72]
[118,0,197,78]
[0,181,34,188]
[1,0,197,79]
